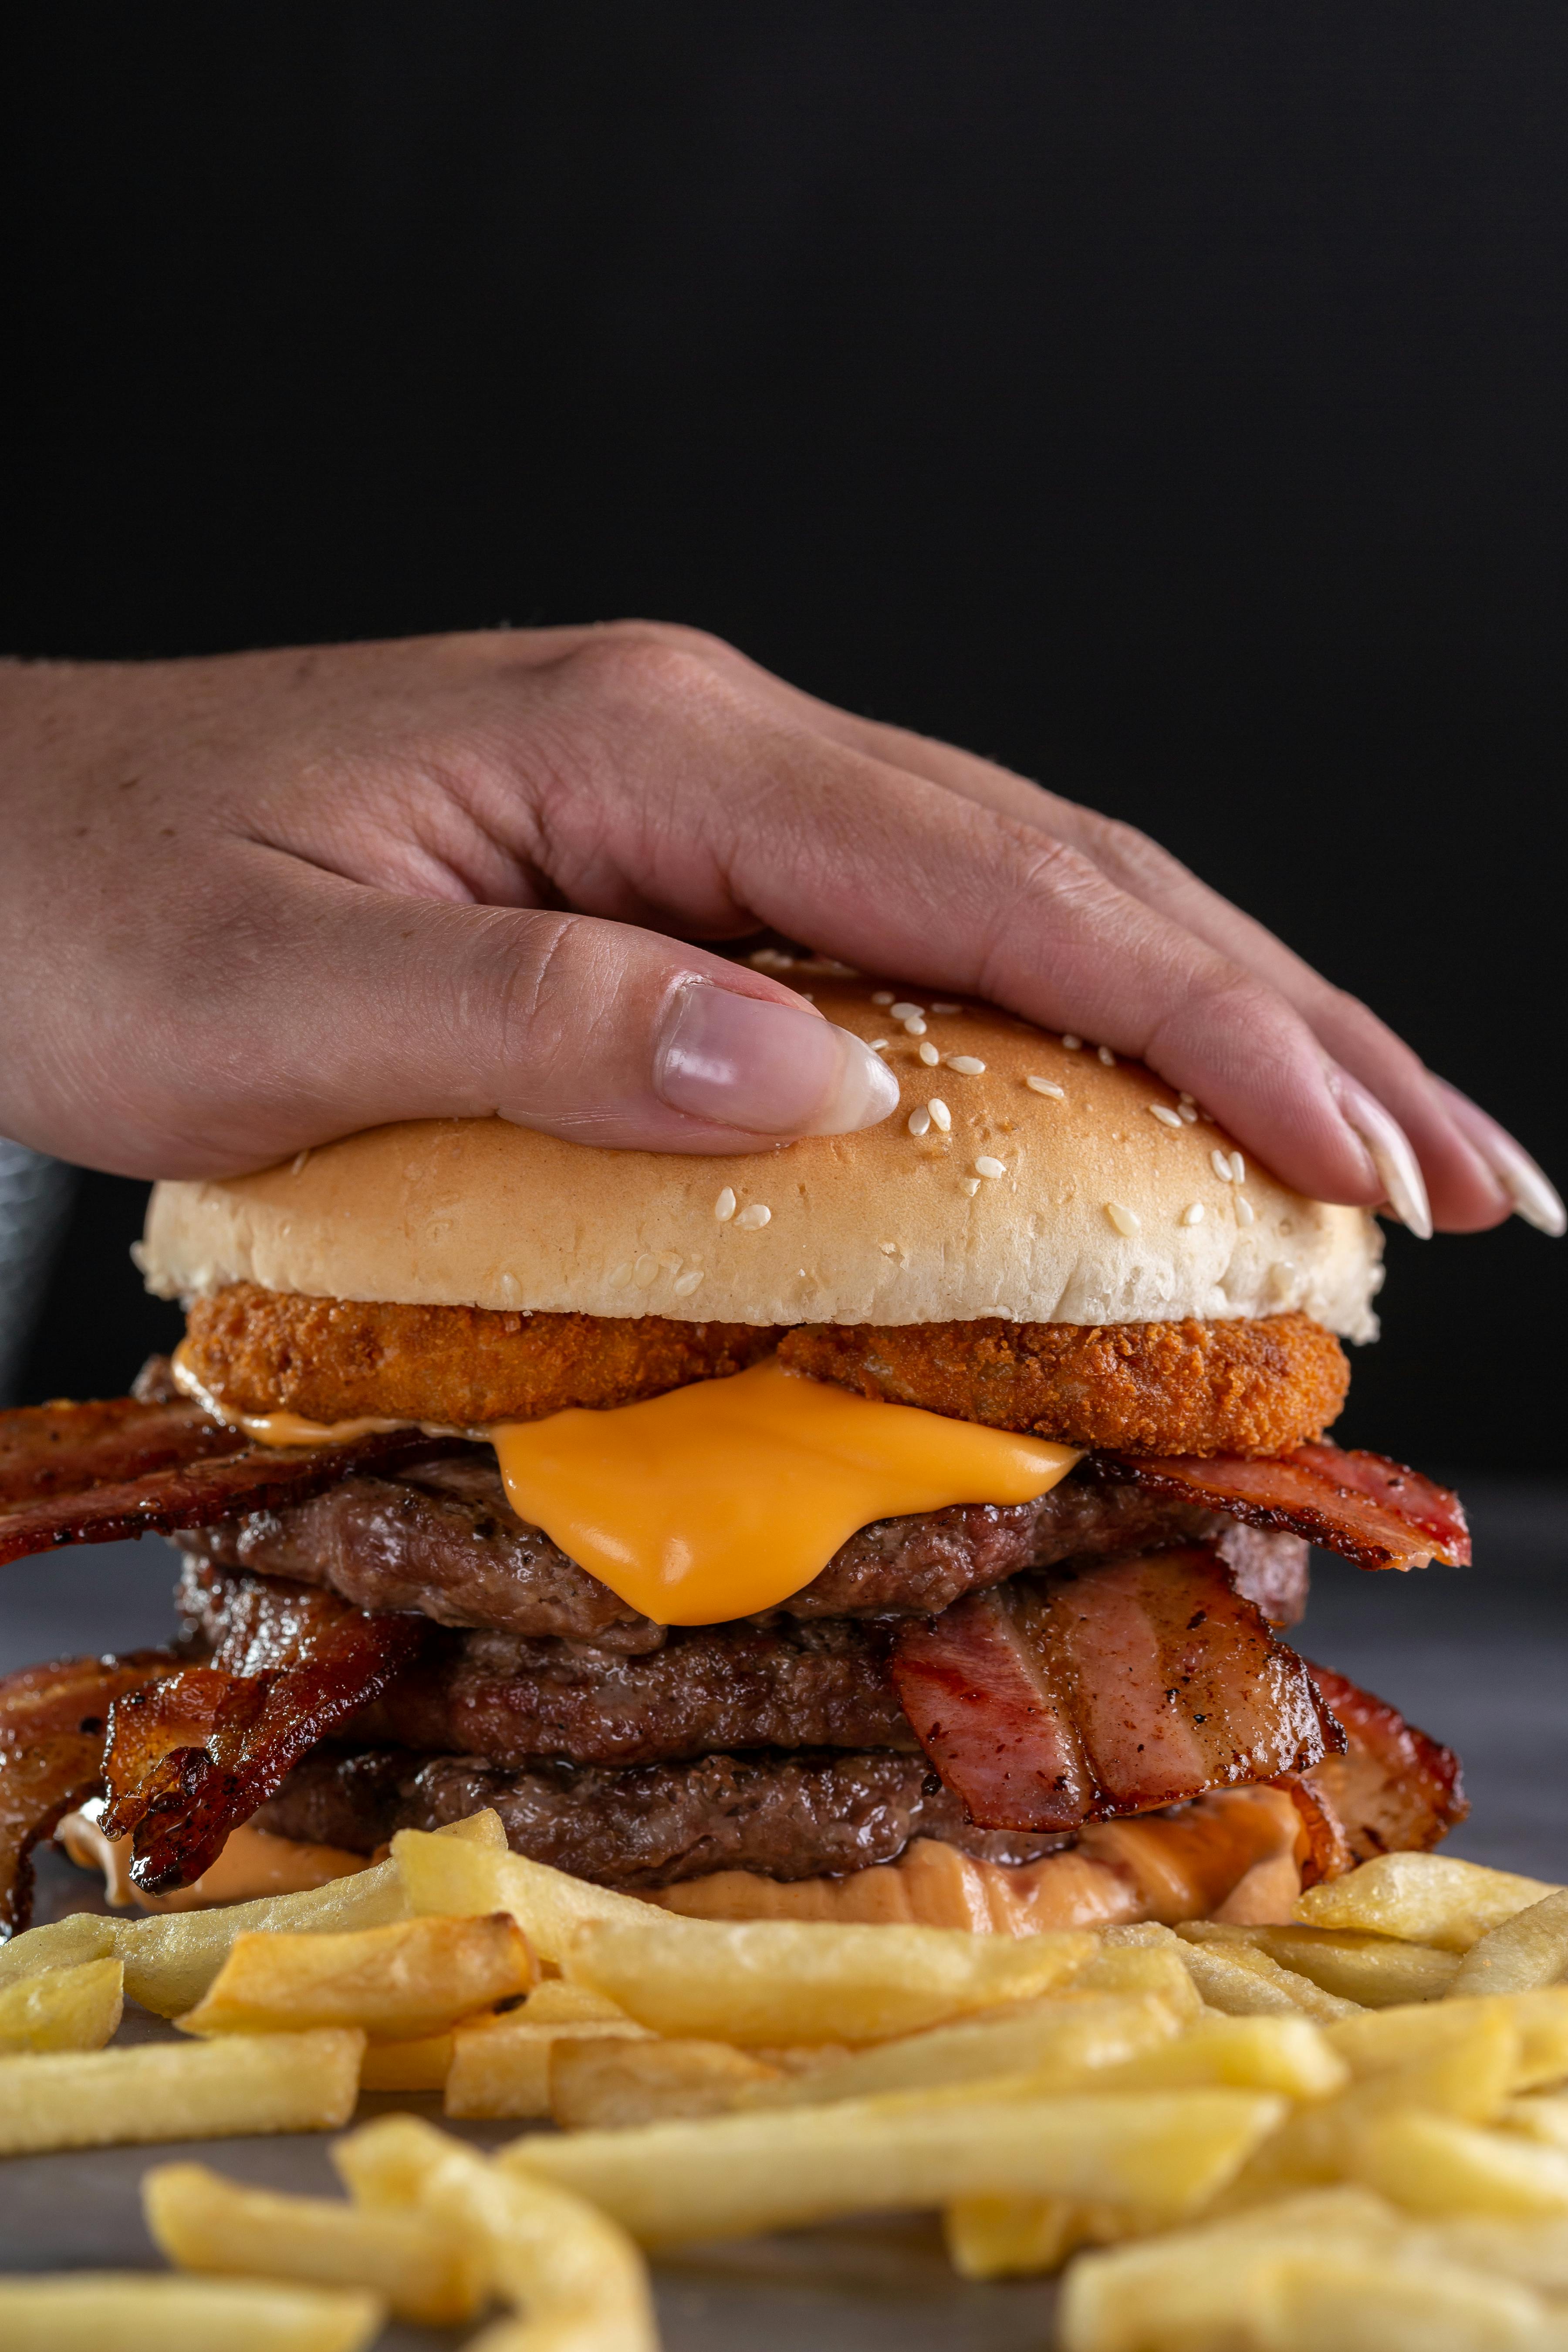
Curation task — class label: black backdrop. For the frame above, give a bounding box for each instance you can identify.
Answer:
[9,4,1566,1468]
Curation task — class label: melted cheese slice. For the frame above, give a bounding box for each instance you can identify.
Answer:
[489,1358,1081,1625]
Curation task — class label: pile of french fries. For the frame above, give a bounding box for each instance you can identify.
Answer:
[6,1818,1568,2347]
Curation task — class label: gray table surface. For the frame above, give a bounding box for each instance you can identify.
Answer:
[3,1477,1565,2348]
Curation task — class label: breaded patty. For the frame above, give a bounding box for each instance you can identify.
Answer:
[182,1283,778,1426]
[777,1312,1348,1456]
[183,1285,1345,1455]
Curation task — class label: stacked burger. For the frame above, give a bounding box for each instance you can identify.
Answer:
[0,967,1467,1937]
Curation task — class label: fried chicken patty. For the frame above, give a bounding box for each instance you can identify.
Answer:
[782,1312,1348,1457]
[182,1287,1345,1456]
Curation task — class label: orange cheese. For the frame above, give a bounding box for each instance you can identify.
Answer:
[489,1358,1080,1625]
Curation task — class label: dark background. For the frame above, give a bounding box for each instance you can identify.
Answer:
[8,3,1565,1469]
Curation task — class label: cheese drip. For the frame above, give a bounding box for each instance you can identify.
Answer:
[489,1358,1081,1625]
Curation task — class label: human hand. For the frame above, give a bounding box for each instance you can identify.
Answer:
[0,625,1558,1237]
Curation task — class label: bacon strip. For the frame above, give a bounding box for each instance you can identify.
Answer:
[1287,1659,1467,1864]
[101,1574,428,1894]
[1096,1444,1469,1571]
[890,1546,1338,1832]
[0,1412,473,1568]
[0,1649,179,1935]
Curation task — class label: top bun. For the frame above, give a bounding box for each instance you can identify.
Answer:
[140,962,1383,1339]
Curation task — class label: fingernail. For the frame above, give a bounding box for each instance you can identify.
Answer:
[655,984,900,1135]
[1329,1073,1433,1240]
[1434,1079,1566,1237]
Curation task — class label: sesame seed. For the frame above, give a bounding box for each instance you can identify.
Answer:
[872,991,895,1006]
[928,1098,952,1132]
[290,1149,311,1176]
[890,1002,923,1020]
[918,1040,940,1065]
[947,1055,987,1075]
[1178,1103,1198,1123]
[1105,1201,1141,1236]
[1179,1090,1195,1104]
[1149,1104,1183,1128]
[1211,1149,1234,1183]
[714,1187,737,1222]
[1098,1045,1116,1066]
[908,1105,933,1137]
[1229,1152,1246,1184]
[974,1155,1006,1179]
[1061,1035,1082,1050]
[658,1250,683,1270]
[1235,1195,1256,1227]
[879,1240,898,1256]
[734,1203,771,1230]
[1183,1203,1205,1226]
[869,1039,891,1051]
[633,1254,661,1288]
[961,1177,981,1196]
[930,1003,960,1015]
[1026,1075,1065,1098]
[609,1260,634,1288]
[903,1016,928,1036]
[672,1269,705,1297]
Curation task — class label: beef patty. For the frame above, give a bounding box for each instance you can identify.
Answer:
[175,1456,1308,1645]
[254,1744,1073,1887]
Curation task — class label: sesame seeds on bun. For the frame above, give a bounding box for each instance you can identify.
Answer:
[139,962,1384,1340]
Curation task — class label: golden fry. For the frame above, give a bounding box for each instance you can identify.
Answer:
[1191,1921,1460,2007]
[944,2196,1139,2281]
[144,2159,484,2326]
[0,1954,123,2053]
[0,2274,383,2352]
[358,2031,454,2092]
[0,2027,364,2155]
[392,1825,652,1964]
[1352,2110,1568,2219]
[1102,2012,1348,2101]
[563,1912,1096,2046]
[1296,1852,1559,1953]
[1450,1889,1568,1999]
[1173,1928,1362,2022]
[444,2011,652,2120]
[502,2087,1285,2241]
[551,2035,783,2129]
[177,1911,534,2040]
[1328,1988,1568,2093]
[0,1910,118,1990]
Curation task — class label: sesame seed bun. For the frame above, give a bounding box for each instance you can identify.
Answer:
[139,963,1383,1339]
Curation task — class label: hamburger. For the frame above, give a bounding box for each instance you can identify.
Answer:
[0,960,1469,1940]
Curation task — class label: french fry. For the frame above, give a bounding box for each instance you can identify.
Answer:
[0,2274,383,2352]
[1436,2210,1568,2292]
[522,1977,635,2024]
[944,2194,1137,2281]
[392,1823,654,1963]
[143,2159,485,2326]
[551,2035,784,2128]
[1067,1941,1204,2024]
[0,1953,123,2052]
[501,2086,1286,2240]
[562,1911,1098,2045]
[336,2112,658,2351]
[112,1807,503,2018]
[1173,1930,1362,2023]
[1352,2110,1568,2219]
[1328,1989,1568,2093]
[740,1990,1180,2109]
[0,2026,364,2154]
[0,1909,119,1989]
[359,2032,454,2092]
[446,2009,652,2119]
[1223,2008,1519,2205]
[1295,1851,1560,1953]
[1189,1920,1461,2007]
[1450,1889,1568,1999]
[1502,2095,1568,2152]
[1102,2012,1349,2101]
[1255,2247,1555,2352]
[176,1911,534,2040]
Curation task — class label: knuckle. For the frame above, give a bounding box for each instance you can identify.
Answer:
[562,629,732,718]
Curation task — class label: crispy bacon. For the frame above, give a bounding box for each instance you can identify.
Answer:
[0,1649,177,1935]
[1096,1444,1469,1571]
[0,1395,472,1569]
[101,1574,428,1893]
[1288,1659,1467,1862]
[889,1546,1338,1832]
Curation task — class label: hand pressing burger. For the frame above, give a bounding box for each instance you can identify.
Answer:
[0,622,1559,1236]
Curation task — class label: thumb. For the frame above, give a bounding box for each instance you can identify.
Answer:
[76,871,899,1177]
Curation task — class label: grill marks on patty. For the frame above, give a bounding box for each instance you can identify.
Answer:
[174,1456,1309,1642]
